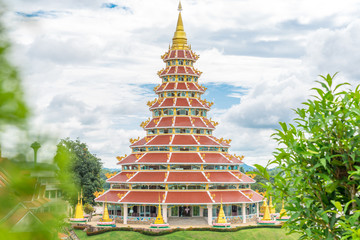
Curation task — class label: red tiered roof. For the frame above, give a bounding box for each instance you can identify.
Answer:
[157,117,173,127]
[175,98,189,107]
[169,153,203,163]
[209,191,249,203]
[95,190,128,203]
[172,135,198,145]
[241,189,264,202]
[196,136,219,145]
[107,172,136,182]
[204,171,240,182]
[202,153,231,164]
[128,172,166,182]
[137,153,168,163]
[167,172,208,182]
[191,118,207,128]
[147,135,171,145]
[165,192,212,204]
[176,82,187,90]
[120,191,165,203]
[174,117,192,127]
[164,82,175,90]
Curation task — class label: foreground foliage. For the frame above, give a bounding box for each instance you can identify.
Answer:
[256,74,360,239]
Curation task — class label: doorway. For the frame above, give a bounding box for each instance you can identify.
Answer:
[179,206,191,217]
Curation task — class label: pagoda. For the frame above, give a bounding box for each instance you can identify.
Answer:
[95,2,263,226]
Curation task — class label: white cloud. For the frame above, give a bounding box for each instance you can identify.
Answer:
[2,0,360,168]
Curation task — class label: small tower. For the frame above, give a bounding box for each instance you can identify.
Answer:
[261,198,271,221]
[70,191,87,223]
[97,197,116,226]
[150,195,169,228]
[216,199,227,224]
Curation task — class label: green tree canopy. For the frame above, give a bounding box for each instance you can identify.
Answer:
[55,138,103,206]
[256,74,360,239]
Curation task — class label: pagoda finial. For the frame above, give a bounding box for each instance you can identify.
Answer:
[178,1,182,11]
[172,1,188,50]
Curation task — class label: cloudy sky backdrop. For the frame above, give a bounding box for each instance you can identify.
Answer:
[3,0,360,168]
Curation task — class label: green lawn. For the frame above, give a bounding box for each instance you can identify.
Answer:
[74,228,300,240]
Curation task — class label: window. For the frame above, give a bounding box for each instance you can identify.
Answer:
[178,76,184,81]
[148,129,156,134]
[178,60,184,65]
[154,110,160,116]
[180,92,186,97]
[167,61,170,66]
[194,77,198,82]
[193,206,200,216]
[176,108,189,115]
[172,60,176,65]
[190,92,196,97]
[163,109,174,116]
[163,77,168,82]
[185,61,189,65]
[171,77,176,82]
[159,93,164,98]
[186,77,191,81]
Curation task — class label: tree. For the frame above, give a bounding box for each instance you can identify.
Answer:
[55,138,103,206]
[256,74,360,239]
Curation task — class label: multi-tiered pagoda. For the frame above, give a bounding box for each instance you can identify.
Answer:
[96,3,263,226]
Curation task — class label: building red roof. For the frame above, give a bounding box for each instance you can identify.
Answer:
[128,172,166,182]
[95,190,128,203]
[175,98,189,107]
[172,135,198,145]
[164,82,175,90]
[192,118,207,128]
[107,172,136,183]
[241,189,264,202]
[176,82,187,90]
[137,153,168,163]
[202,153,231,164]
[209,191,249,203]
[120,191,165,203]
[165,192,212,204]
[147,135,171,145]
[204,171,241,182]
[157,117,173,127]
[167,172,208,182]
[196,136,219,145]
[169,153,203,163]
[174,117,192,127]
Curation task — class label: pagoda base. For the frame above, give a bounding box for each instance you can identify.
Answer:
[69,218,87,223]
[150,223,170,229]
[97,221,116,227]
[212,223,231,228]
[258,220,277,225]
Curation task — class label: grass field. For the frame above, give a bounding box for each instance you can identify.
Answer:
[74,228,300,240]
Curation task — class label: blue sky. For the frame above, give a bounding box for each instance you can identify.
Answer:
[3,0,360,167]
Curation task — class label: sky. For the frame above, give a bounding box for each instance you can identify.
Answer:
[2,0,360,168]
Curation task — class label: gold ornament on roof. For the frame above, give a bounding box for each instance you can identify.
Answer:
[211,193,216,199]
[147,98,157,107]
[116,154,127,161]
[117,193,124,199]
[105,172,117,179]
[145,136,151,142]
[129,137,140,144]
[135,154,142,159]
[126,173,135,179]
[93,189,104,198]
[154,119,159,125]
[140,118,151,128]
[206,173,211,179]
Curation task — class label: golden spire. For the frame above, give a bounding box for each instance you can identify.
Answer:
[279,199,287,218]
[154,194,165,224]
[261,198,271,221]
[172,1,188,50]
[216,196,228,224]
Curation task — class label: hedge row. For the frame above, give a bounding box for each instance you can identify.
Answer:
[84,225,282,237]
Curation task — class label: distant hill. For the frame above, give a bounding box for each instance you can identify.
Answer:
[103,167,121,172]
[239,163,255,172]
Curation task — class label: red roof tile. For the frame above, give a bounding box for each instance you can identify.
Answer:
[241,189,264,202]
[164,82,175,90]
[157,83,166,91]
[137,153,168,163]
[186,67,195,74]
[203,153,231,164]
[192,118,207,128]
[176,82,187,90]
[175,98,189,107]
[160,98,174,107]
[174,117,192,127]
[147,135,171,145]
[166,191,212,204]
[167,172,207,182]
[210,191,250,203]
[107,172,136,182]
[197,136,219,145]
[118,154,137,164]
[168,67,176,74]
[172,135,198,145]
[177,66,186,74]
[120,191,165,203]
[131,137,154,147]
[157,117,173,127]
[145,118,159,128]
[170,51,176,58]
[205,171,241,182]
[95,190,128,203]
[128,172,166,182]
[177,50,185,58]
[189,99,204,107]
[169,153,203,163]
[187,83,199,91]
